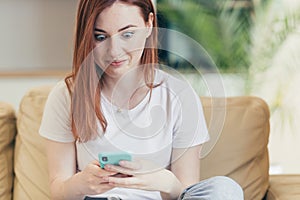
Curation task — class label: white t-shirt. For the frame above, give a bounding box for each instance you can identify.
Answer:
[39,69,209,199]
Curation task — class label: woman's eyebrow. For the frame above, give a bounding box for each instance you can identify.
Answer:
[94,28,106,33]
[118,25,137,32]
[94,25,138,33]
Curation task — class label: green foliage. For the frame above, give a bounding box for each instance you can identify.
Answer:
[249,0,300,74]
[246,0,300,135]
[157,0,253,72]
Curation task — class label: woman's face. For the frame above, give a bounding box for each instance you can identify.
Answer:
[93,2,153,79]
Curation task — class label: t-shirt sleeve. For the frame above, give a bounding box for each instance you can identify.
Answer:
[172,86,209,149]
[39,81,75,143]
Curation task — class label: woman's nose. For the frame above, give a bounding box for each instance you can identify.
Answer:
[107,36,123,59]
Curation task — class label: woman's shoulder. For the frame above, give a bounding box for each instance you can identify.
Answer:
[50,79,69,93]
[155,69,191,91]
[154,69,200,105]
[47,79,71,103]
[52,79,68,90]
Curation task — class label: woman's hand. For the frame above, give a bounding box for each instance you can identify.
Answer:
[103,160,184,199]
[73,160,117,195]
[46,140,118,200]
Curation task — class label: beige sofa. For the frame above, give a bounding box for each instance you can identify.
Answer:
[1,85,300,200]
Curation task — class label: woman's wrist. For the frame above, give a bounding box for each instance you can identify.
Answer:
[65,172,86,199]
[52,173,85,200]
[160,170,185,200]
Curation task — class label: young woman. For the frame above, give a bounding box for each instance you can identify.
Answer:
[39,0,243,199]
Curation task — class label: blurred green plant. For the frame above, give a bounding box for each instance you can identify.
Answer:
[248,0,300,76]
[246,0,300,133]
[157,0,253,73]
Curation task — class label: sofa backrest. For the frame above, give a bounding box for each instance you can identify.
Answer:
[12,85,270,200]
[13,86,53,200]
[0,102,16,200]
[200,96,270,200]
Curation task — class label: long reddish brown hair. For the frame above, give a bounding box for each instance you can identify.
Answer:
[65,0,158,142]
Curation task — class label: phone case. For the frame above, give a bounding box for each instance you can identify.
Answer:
[98,152,132,168]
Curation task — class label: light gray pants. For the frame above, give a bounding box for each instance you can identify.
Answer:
[179,176,244,200]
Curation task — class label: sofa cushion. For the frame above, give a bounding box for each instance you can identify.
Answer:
[0,102,16,200]
[13,85,53,200]
[200,96,270,200]
[266,175,300,200]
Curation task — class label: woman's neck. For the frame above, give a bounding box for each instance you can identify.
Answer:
[101,68,147,109]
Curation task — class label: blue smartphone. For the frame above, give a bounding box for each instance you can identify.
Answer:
[98,152,132,168]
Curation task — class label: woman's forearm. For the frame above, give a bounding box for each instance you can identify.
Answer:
[50,173,85,200]
[159,170,185,200]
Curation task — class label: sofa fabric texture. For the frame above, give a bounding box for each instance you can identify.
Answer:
[13,86,52,200]
[0,102,16,200]
[0,85,297,200]
[200,96,270,200]
[266,175,300,199]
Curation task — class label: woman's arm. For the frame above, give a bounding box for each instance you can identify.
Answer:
[45,139,115,200]
[160,145,201,200]
[45,139,84,200]
[171,145,202,188]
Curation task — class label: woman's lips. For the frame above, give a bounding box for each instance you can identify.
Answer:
[109,60,126,67]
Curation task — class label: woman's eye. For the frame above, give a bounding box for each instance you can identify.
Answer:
[95,34,107,42]
[121,31,134,39]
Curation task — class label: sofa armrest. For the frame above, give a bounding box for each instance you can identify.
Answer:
[0,102,16,200]
[266,175,300,200]
[200,96,270,200]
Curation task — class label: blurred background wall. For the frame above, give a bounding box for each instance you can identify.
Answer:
[0,0,77,109]
[0,0,77,71]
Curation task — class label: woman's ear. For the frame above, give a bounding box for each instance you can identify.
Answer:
[145,12,154,38]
